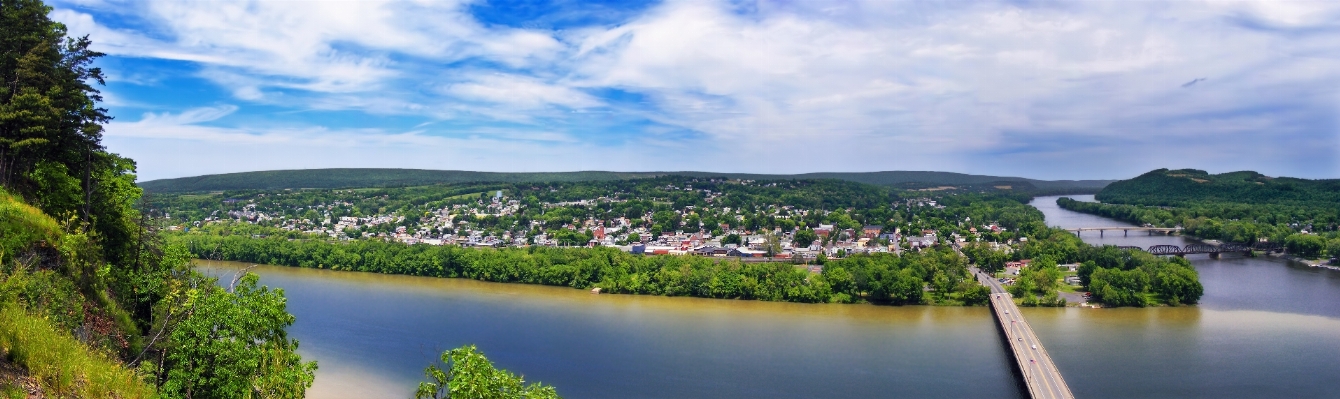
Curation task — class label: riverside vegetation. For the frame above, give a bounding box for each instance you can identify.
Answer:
[0,2,326,396]
[163,179,1203,307]
[0,2,1199,396]
[1059,168,1340,260]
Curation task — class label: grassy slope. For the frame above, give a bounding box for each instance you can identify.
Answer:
[0,190,155,398]
[1096,168,1340,206]
[139,168,1113,193]
[0,190,60,261]
[0,304,155,398]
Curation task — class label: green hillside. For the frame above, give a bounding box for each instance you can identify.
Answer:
[1095,168,1340,206]
[139,168,1111,193]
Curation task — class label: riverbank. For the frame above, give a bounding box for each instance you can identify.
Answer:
[1264,251,1340,270]
[194,260,1020,399]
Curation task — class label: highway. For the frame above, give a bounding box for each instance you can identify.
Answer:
[977,270,1075,399]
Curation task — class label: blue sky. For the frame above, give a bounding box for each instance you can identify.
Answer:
[49,0,1340,181]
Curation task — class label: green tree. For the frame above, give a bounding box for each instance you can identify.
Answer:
[1327,238,1340,259]
[159,273,316,399]
[961,285,991,306]
[722,233,741,246]
[1284,234,1326,259]
[1152,263,1203,305]
[793,229,818,248]
[415,345,560,399]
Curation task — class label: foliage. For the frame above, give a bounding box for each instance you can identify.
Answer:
[1284,234,1326,259]
[1057,197,1316,244]
[1063,169,1340,260]
[1097,168,1340,207]
[960,242,1008,274]
[170,229,985,305]
[0,3,315,398]
[0,188,60,264]
[960,285,991,306]
[415,345,559,399]
[157,273,316,399]
[1080,250,1202,306]
[0,303,156,398]
[792,229,818,248]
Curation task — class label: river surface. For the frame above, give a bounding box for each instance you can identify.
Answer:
[200,195,1340,398]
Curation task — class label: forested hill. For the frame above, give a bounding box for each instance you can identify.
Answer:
[1096,168,1340,206]
[139,168,1112,193]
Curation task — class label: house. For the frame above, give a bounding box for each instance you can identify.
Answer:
[863,225,882,238]
[729,248,767,258]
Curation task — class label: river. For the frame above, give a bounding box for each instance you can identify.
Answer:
[199,195,1340,398]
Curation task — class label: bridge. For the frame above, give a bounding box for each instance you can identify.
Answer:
[1121,242,1281,257]
[1065,226,1182,237]
[976,270,1075,399]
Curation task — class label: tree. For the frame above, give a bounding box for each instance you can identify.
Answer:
[1284,234,1326,259]
[159,273,316,398]
[793,229,818,248]
[1153,264,1203,305]
[415,345,560,399]
[961,285,991,306]
[722,233,741,246]
[763,232,781,256]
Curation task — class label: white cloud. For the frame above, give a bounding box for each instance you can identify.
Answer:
[54,0,1340,179]
[561,0,1340,176]
[445,73,601,110]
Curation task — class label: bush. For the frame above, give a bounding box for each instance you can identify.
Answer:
[1285,234,1326,259]
[0,303,155,398]
[415,345,560,399]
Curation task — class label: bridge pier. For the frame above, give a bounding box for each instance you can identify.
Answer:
[1209,252,1220,259]
[1124,229,1128,237]
[1100,230,1103,238]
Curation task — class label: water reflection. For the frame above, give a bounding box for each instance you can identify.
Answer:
[198,261,1021,399]
[1030,195,1340,319]
[188,196,1340,399]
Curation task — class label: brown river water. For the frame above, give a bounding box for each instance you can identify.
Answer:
[197,195,1340,398]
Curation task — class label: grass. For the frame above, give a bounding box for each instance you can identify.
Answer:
[0,303,156,398]
[0,189,62,262]
[0,381,23,399]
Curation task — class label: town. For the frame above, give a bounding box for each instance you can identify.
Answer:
[152,177,1032,263]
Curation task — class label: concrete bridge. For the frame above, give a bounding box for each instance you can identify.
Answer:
[1065,226,1182,237]
[976,270,1075,399]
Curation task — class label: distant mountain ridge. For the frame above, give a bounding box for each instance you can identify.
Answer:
[1095,168,1340,206]
[139,168,1113,193]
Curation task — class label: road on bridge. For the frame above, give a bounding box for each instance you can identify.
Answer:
[976,270,1075,399]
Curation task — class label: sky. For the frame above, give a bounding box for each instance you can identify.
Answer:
[49,0,1340,181]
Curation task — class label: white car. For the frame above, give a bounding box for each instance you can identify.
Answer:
[1031,345,1037,350]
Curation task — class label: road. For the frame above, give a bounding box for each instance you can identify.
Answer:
[976,270,1075,399]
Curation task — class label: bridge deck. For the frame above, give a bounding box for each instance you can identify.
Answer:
[1066,226,1180,231]
[977,272,1075,399]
